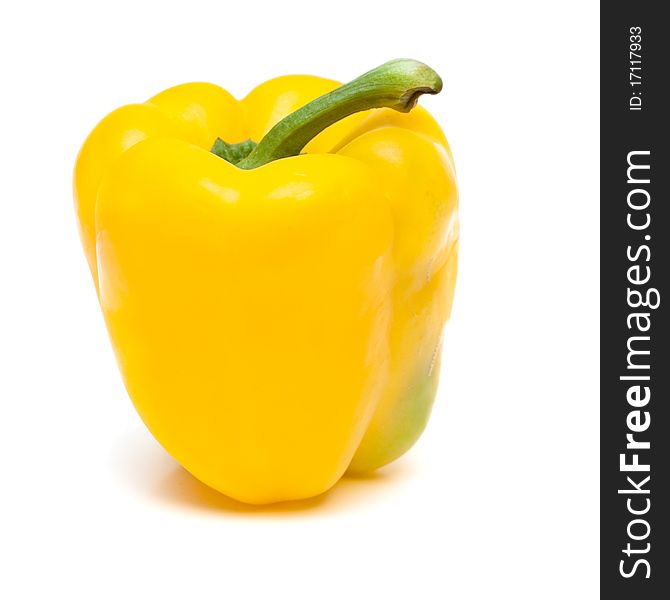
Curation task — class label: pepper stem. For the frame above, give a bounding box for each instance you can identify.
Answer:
[211,138,257,164]
[235,59,442,169]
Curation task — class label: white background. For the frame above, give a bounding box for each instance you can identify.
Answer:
[0,1,599,598]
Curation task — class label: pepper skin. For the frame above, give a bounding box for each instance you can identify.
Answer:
[74,62,458,504]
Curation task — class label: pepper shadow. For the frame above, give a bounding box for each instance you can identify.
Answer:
[109,427,415,516]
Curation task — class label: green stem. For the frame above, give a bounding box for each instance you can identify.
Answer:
[211,138,257,164]
[235,58,442,170]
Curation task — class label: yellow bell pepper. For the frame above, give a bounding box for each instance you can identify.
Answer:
[73,59,459,504]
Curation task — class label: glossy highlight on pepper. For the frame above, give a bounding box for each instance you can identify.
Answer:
[73,59,459,504]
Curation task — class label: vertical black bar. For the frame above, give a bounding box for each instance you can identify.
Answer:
[601,2,669,597]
